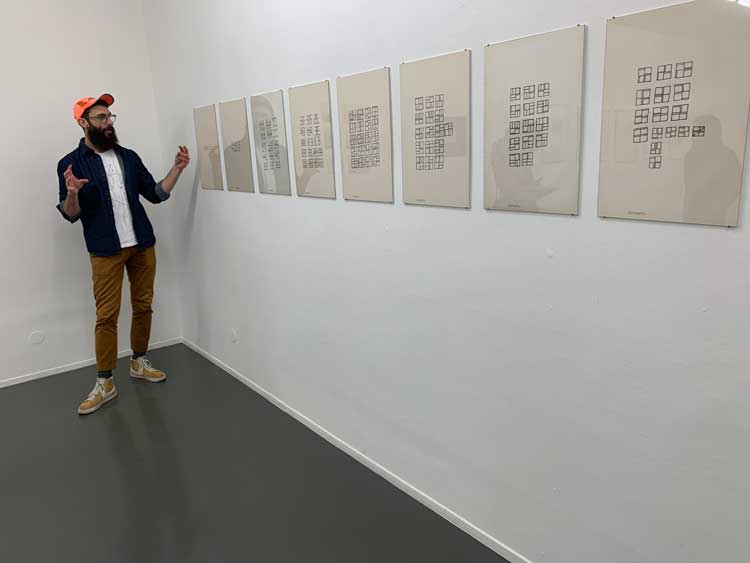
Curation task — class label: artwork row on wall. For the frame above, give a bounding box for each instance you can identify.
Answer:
[192,1,750,227]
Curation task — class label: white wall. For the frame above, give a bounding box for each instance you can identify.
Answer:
[0,0,183,386]
[149,1,746,562]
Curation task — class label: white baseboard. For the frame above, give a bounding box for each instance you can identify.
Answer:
[0,337,183,389]
[181,337,535,563]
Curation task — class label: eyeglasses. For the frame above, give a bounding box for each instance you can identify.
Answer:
[87,113,117,124]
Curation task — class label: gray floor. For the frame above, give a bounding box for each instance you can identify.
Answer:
[0,344,509,563]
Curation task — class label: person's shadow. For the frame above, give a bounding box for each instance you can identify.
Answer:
[488,125,553,211]
[103,383,195,562]
[683,115,742,226]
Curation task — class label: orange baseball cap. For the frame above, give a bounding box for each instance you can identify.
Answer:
[73,93,115,122]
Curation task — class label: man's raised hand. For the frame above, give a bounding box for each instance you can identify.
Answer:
[174,146,190,172]
[63,165,88,196]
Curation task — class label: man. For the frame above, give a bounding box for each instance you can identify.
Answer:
[57,93,190,415]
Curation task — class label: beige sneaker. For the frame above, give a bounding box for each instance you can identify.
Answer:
[78,377,118,415]
[129,357,167,382]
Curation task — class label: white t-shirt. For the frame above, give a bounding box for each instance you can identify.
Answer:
[99,150,137,248]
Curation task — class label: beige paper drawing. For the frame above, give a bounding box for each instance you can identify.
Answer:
[288,80,336,199]
[218,98,254,193]
[250,90,292,195]
[400,50,471,208]
[193,104,223,190]
[484,26,584,215]
[336,67,394,203]
[598,0,750,227]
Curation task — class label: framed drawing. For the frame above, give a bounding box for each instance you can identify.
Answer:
[288,80,336,199]
[336,67,394,203]
[484,26,584,215]
[218,98,254,193]
[250,90,292,195]
[193,104,223,190]
[598,0,750,227]
[400,50,471,208]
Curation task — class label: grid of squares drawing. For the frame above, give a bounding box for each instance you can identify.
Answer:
[673,83,691,102]
[634,108,649,125]
[299,113,323,169]
[509,152,535,167]
[652,106,669,123]
[348,106,380,169]
[415,94,451,171]
[637,67,652,83]
[649,139,664,168]
[632,60,701,169]
[508,82,550,167]
[635,89,651,106]
[258,118,282,171]
[671,104,689,121]
[654,86,670,104]
[657,64,672,81]
[633,127,649,143]
[675,61,693,79]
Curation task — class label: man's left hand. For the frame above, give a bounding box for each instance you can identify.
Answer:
[174,145,190,171]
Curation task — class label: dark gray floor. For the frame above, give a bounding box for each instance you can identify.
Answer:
[0,344,509,563]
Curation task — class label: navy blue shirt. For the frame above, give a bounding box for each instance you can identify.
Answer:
[57,139,170,256]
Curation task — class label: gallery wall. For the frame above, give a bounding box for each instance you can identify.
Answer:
[142,1,750,563]
[0,0,183,386]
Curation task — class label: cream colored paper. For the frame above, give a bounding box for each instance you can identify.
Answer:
[400,50,471,208]
[288,81,336,199]
[193,104,223,190]
[218,98,254,193]
[484,26,584,215]
[336,68,394,203]
[250,90,292,195]
[598,0,750,227]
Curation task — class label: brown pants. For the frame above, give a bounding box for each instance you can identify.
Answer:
[90,246,157,371]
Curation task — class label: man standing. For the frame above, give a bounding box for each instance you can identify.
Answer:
[57,93,190,415]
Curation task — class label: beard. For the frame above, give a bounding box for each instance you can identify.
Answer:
[87,124,119,151]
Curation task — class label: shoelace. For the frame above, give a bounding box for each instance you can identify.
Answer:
[87,379,105,399]
[139,358,153,371]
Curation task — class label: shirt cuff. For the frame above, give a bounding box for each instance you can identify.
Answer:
[155,182,171,201]
[57,201,80,223]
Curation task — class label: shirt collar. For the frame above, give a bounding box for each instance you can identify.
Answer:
[78,138,95,156]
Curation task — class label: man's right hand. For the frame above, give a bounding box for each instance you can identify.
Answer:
[63,164,88,196]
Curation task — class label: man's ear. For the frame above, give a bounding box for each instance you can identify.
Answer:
[78,118,88,130]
